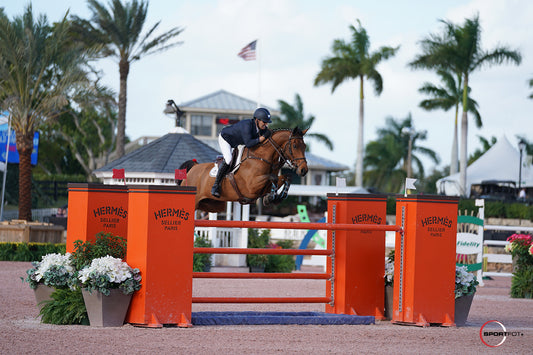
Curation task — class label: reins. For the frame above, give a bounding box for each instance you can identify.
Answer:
[239,130,306,172]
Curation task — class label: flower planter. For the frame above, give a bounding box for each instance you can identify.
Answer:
[454,293,475,327]
[33,284,55,308]
[82,289,132,327]
[384,285,393,320]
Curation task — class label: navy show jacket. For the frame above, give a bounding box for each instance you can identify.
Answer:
[220,119,261,148]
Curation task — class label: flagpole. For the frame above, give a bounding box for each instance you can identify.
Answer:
[257,38,261,107]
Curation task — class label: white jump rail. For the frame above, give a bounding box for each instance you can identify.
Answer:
[482,225,533,277]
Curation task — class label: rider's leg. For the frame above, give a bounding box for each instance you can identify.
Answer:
[212,135,232,197]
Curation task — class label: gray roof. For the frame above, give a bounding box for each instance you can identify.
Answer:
[180,89,277,113]
[305,152,349,172]
[94,133,220,173]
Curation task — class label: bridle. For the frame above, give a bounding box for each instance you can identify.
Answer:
[240,130,307,172]
[269,132,307,172]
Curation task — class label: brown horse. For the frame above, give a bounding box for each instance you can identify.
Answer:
[184,127,308,212]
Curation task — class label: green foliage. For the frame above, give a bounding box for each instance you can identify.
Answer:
[510,268,533,299]
[247,229,270,268]
[265,240,295,273]
[193,234,212,272]
[0,242,65,261]
[71,232,126,270]
[39,288,89,325]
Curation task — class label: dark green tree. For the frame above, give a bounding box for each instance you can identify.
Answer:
[270,93,333,151]
[418,69,480,175]
[364,114,439,193]
[71,0,184,158]
[410,14,521,196]
[0,6,91,220]
[314,20,399,187]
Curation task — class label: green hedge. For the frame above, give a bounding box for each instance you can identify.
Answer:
[0,242,66,261]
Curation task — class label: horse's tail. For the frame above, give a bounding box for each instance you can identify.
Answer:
[179,159,199,172]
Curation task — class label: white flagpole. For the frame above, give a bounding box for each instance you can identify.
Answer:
[257,39,261,107]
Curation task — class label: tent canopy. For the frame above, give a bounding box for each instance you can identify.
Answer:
[437,136,532,197]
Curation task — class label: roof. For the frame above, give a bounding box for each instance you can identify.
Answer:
[305,152,349,172]
[180,89,278,113]
[94,133,220,174]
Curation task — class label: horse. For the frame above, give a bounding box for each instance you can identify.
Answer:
[183,127,308,212]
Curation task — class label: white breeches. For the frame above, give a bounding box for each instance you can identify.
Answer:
[218,134,233,164]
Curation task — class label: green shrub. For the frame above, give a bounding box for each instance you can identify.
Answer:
[510,267,533,299]
[193,234,212,272]
[39,288,89,325]
[265,239,295,273]
[0,242,66,261]
[71,232,126,270]
[246,229,269,268]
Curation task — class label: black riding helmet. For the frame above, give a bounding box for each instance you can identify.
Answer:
[254,108,272,123]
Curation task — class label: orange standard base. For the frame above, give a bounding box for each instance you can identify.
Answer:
[130,313,193,328]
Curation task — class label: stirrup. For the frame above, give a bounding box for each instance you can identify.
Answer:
[211,185,221,197]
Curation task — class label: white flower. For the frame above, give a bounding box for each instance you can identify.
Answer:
[34,253,74,282]
[78,256,134,285]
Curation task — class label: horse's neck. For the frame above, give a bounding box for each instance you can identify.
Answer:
[246,131,289,168]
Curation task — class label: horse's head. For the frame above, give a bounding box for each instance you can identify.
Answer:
[278,127,308,177]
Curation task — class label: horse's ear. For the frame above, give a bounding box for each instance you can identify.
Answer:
[302,128,308,135]
[292,126,306,136]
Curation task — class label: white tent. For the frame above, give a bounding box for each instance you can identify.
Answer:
[437,136,532,197]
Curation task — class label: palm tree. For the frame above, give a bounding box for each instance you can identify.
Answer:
[270,93,333,151]
[528,78,533,99]
[364,114,439,193]
[418,69,481,175]
[410,14,521,196]
[72,0,184,158]
[314,20,399,187]
[0,6,90,220]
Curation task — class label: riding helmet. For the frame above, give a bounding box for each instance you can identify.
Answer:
[254,108,272,123]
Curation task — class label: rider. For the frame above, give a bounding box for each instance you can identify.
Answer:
[211,107,272,197]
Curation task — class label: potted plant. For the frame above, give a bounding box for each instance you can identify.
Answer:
[384,250,394,319]
[22,253,75,307]
[78,255,141,327]
[505,233,533,298]
[454,265,479,326]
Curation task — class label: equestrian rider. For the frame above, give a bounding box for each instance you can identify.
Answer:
[211,107,272,197]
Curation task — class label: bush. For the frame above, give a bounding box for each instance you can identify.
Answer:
[247,229,269,268]
[0,242,65,261]
[71,232,126,270]
[39,288,89,325]
[265,239,295,273]
[193,234,212,272]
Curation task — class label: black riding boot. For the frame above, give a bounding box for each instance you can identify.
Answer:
[211,162,230,197]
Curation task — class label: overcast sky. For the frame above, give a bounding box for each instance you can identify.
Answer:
[2,0,532,175]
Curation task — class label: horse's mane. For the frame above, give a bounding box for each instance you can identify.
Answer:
[272,126,305,136]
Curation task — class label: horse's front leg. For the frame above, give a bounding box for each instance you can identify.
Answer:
[263,174,291,206]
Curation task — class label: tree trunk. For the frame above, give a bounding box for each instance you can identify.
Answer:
[115,58,130,159]
[459,75,469,196]
[16,130,34,221]
[356,76,364,187]
[450,104,459,175]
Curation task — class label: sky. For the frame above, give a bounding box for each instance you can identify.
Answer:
[2,0,532,176]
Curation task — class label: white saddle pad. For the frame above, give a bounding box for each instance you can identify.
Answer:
[209,145,245,177]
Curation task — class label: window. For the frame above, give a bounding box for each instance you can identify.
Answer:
[216,116,240,135]
[190,115,212,136]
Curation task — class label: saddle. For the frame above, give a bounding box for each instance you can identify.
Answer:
[209,145,245,177]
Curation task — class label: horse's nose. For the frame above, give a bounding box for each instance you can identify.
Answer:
[300,166,308,176]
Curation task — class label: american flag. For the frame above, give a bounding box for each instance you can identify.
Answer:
[237,40,257,61]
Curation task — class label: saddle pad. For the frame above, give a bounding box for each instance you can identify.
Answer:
[209,145,245,177]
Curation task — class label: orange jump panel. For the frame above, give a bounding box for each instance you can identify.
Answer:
[393,195,459,327]
[326,193,387,319]
[66,183,128,253]
[125,185,196,327]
